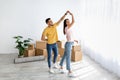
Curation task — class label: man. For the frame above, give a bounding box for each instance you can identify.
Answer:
[41,11,69,73]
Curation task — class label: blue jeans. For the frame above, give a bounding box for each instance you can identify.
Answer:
[47,43,58,68]
[60,42,73,70]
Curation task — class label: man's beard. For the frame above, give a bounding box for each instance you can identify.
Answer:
[50,24,53,26]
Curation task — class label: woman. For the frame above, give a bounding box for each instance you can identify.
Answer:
[59,11,78,77]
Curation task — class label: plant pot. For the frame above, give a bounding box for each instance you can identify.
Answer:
[18,55,24,58]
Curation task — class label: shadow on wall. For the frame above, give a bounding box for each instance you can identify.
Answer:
[82,46,120,77]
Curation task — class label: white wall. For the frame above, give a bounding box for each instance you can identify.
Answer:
[0,0,81,54]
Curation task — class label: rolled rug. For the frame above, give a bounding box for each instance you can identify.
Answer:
[14,56,45,64]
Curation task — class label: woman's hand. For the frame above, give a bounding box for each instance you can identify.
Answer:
[65,11,70,15]
[67,11,73,15]
[74,40,78,43]
[69,12,72,15]
[65,10,73,16]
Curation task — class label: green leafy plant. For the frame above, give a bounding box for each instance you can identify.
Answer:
[13,36,33,57]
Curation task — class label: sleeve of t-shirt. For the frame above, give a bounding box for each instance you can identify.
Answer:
[53,22,59,28]
[42,29,47,36]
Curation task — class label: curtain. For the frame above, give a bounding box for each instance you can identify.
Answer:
[79,0,120,77]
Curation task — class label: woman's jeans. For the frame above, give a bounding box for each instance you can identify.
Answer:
[60,42,73,70]
[47,43,58,68]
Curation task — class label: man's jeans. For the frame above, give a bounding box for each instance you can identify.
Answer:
[60,42,73,70]
[47,43,58,68]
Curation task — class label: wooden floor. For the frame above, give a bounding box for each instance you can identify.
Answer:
[0,53,119,80]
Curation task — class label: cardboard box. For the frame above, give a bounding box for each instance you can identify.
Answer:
[35,49,47,57]
[57,54,61,61]
[35,48,60,61]
[58,48,64,57]
[72,45,81,51]
[28,44,34,50]
[36,41,46,49]
[24,49,35,57]
[71,50,82,62]
[57,40,66,48]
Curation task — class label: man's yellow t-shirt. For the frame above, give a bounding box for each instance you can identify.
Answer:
[42,23,59,44]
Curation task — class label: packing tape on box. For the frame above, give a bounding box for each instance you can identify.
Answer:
[14,56,45,64]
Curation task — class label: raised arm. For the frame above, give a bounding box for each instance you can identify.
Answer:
[56,11,68,25]
[70,12,75,26]
[67,11,75,29]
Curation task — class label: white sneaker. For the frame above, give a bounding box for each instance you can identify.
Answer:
[49,69,55,74]
[59,68,65,74]
[68,72,76,78]
[53,63,58,69]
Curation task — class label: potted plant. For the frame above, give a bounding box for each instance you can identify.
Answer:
[13,36,33,58]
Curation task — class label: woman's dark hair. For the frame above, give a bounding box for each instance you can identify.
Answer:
[45,18,51,24]
[63,19,68,35]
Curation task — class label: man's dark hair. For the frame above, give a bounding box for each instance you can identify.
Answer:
[45,18,51,24]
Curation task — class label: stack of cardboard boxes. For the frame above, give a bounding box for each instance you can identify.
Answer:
[57,40,82,62]
[57,40,65,57]
[24,44,35,57]
[35,41,47,57]
[23,40,82,62]
[71,45,82,62]
[35,41,61,61]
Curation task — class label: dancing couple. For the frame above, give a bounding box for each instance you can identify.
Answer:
[41,11,77,77]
